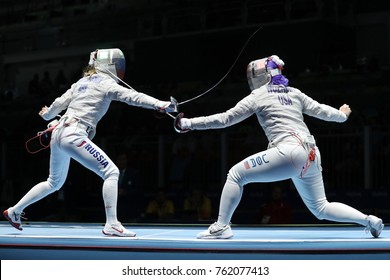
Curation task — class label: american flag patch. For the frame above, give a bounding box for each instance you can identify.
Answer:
[244,161,250,169]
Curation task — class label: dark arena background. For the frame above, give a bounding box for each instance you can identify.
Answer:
[1,0,390,266]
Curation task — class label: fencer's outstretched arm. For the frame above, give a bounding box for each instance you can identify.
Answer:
[40,75,177,129]
[176,88,352,140]
[177,94,256,132]
[107,81,177,113]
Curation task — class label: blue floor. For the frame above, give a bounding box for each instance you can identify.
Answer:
[0,222,389,259]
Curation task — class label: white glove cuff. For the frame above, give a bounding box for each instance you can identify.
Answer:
[180,118,191,130]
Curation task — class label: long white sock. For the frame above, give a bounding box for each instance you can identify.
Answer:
[216,176,243,226]
[12,181,54,214]
[102,177,118,224]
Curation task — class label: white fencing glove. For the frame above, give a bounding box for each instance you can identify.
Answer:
[174,113,191,133]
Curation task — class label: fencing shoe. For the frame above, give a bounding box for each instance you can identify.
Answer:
[102,222,136,237]
[197,222,233,239]
[3,208,24,231]
[365,215,384,238]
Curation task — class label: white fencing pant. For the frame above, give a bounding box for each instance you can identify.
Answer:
[216,136,369,227]
[12,120,120,224]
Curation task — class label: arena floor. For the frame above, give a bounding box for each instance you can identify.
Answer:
[0,222,389,260]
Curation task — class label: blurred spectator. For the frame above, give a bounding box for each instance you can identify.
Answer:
[333,140,362,189]
[182,188,212,222]
[3,82,19,101]
[28,73,41,96]
[41,71,53,98]
[0,179,15,209]
[116,152,144,221]
[168,137,193,189]
[145,189,175,221]
[55,69,69,93]
[254,186,292,224]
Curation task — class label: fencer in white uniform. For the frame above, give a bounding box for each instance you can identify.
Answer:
[3,48,177,237]
[175,55,384,239]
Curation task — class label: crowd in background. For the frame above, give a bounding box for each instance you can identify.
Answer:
[1,0,390,225]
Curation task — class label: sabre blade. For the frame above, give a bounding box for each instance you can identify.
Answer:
[165,112,176,119]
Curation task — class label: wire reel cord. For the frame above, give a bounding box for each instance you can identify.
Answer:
[105,26,262,107]
[178,26,262,105]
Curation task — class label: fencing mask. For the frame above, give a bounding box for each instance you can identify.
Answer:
[246,58,270,91]
[89,48,126,82]
[247,55,287,90]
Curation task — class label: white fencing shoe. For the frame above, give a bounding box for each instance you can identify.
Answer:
[365,215,384,238]
[197,222,233,239]
[3,208,24,231]
[102,222,136,237]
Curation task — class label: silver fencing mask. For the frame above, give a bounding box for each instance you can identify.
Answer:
[89,48,126,81]
[246,58,270,91]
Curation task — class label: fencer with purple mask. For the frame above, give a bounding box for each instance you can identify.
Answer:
[175,54,384,239]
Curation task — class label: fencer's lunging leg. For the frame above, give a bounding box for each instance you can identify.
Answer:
[217,174,244,226]
[318,201,369,226]
[11,148,70,215]
[11,181,57,214]
[292,173,369,226]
